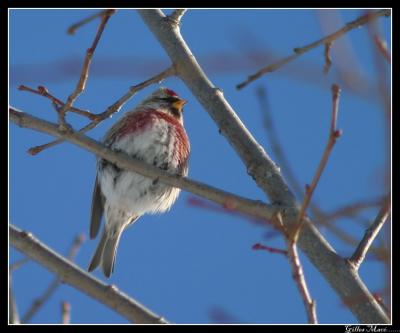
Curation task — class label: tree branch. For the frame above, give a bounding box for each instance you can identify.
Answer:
[9,224,168,324]
[21,233,85,323]
[236,9,391,89]
[137,9,389,323]
[348,197,391,270]
[9,106,280,225]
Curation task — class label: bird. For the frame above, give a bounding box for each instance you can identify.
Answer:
[88,87,190,277]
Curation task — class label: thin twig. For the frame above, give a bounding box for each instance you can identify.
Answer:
[321,197,384,222]
[293,84,342,242]
[9,276,20,324]
[287,241,318,323]
[252,243,287,256]
[323,220,389,262]
[366,11,391,113]
[237,9,391,90]
[18,85,96,120]
[315,9,365,92]
[168,9,187,24]
[67,9,114,35]
[9,257,30,272]
[315,196,389,259]
[365,11,391,198]
[348,197,391,270]
[21,233,85,323]
[323,42,333,74]
[26,66,175,155]
[274,213,318,323]
[61,302,71,324]
[91,66,176,124]
[10,224,168,324]
[373,34,391,64]
[57,9,115,130]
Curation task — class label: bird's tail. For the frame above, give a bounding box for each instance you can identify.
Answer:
[88,225,124,278]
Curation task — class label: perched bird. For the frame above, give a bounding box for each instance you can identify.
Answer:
[88,87,190,277]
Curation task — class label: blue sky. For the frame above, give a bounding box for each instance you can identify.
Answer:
[9,9,391,324]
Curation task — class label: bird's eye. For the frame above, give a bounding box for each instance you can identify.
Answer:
[158,96,180,103]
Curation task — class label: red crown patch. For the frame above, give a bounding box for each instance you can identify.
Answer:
[164,88,178,97]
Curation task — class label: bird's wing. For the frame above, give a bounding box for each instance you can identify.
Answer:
[89,176,104,239]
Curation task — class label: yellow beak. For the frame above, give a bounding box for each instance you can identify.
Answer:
[172,99,187,111]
